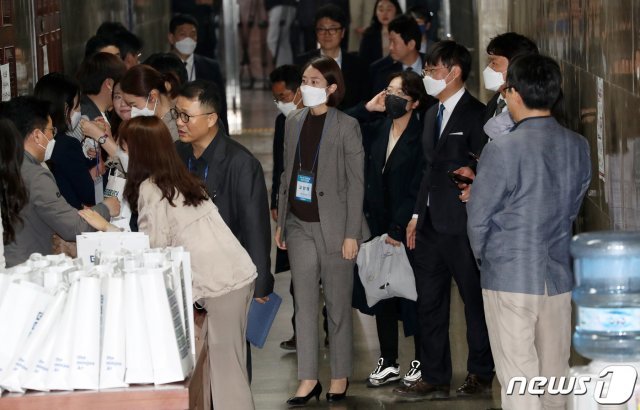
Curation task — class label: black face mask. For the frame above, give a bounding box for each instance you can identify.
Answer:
[385,94,410,119]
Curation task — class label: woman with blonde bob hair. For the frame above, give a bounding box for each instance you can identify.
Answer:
[79,116,258,409]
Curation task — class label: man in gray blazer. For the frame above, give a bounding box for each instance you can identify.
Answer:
[1,97,119,267]
[467,54,591,410]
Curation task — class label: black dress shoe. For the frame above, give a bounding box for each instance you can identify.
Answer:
[287,381,322,407]
[326,380,349,402]
[456,373,493,395]
[280,335,296,351]
[393,380,450,399]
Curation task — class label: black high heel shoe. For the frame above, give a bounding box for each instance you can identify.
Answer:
[286,381,322,407]
[326,380,349,402]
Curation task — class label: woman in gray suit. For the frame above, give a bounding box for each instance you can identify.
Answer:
[275,56,366,405]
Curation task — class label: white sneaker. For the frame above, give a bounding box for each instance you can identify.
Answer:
[367,358,401,387]
[402,360,422,386]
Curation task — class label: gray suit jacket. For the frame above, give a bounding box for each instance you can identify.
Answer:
[276,107,367,253]
[4,153,110,267]
[467,116,591,295]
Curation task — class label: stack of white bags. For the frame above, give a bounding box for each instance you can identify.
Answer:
[0,233,195,396]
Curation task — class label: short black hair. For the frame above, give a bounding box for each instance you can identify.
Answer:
[76,52,127,95]
[425,40,472,82]
[96,21,128,38]
[487,32,538,61]
[388,14,422,50]
[84,35,119,58]
[0,96,50,140]
[170,14,199,33]
[407,6,432,23]
[387,70,429,110]
[144,52,188,86]
[177,80,222,114]
[115,30,143,58]
[507,54,562,110]
[269,65,302,92]
[314,4,347,28]
[34,72,80,133]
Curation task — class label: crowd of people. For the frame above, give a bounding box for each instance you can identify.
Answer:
[0,2,591,410]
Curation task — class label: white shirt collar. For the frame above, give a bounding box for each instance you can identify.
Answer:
[441,86,466,113]
[402,55,422,73]
[321,48,342,68]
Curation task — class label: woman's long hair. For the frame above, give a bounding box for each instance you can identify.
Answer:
[120,116,208,211]
[0,119,28,244]
[365,0,402,33]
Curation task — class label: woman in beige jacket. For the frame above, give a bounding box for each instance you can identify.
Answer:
[79,116,257,410]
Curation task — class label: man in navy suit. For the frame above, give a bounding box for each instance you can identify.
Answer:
[394,40,494,399]
[168,14,228,131]
[468,54,591,410]
[294,4,368,110]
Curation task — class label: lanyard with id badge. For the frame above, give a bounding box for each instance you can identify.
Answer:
[294,108,333,203]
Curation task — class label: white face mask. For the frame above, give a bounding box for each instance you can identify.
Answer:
[175,37,197,56]
[275,100,297,117]
[300,85,328,107]
[116,147,129,172]
[37,130,56,162]
[130,94,158,118]
[422,69,453,97]
[482,66,505,92]
[70,110,82,130]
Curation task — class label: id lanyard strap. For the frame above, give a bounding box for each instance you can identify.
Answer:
[188,157,209,181]
[295,107,334,173]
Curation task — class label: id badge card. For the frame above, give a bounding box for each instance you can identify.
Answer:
[295,170,314,203]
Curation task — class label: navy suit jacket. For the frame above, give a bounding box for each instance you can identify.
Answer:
[414,90,488,235]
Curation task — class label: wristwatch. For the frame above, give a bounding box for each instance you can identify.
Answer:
[98,134,107,144]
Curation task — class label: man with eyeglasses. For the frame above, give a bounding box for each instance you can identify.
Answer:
[394,40,494,400]
[1,97,120,267]
[294,4,368,110]
[173,81,273,398]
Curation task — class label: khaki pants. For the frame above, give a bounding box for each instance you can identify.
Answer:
[204,283,255,410]
[482,288,571,410]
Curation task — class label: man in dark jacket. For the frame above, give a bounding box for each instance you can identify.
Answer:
[294,4,368,110]
[168,14,228,131]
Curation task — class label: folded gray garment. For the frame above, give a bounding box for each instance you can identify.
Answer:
[484,111,515,140]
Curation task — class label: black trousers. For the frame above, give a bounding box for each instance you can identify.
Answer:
[412,212,494,385]
[375,298,420,363]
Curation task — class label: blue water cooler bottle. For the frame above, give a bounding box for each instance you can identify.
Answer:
[569,231,640,409]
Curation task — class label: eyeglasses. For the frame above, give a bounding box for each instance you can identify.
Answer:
[315,27,343,35]
[421,65,449,77]
[44,127,57,136]
[384,87,411,100]
[170,108,215,123]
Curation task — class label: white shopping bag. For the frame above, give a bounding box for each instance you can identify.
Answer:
[124,269,154,384]
[104,169,131,232]
[357,234,418,307]
[1,284,68,393]
[47,272,83,391]
[0,280,52,385]
[168,248,195,360]
[76,232,149,265]
[99,272,128,389]
[69,274,101,390]
[140,267,193,384]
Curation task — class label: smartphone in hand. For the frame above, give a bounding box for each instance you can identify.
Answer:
[448,171,473,185]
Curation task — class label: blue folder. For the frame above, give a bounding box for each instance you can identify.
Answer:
[246,292,282,348]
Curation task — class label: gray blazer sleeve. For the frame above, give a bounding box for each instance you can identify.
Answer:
[466,142,508,261]
[31,167,110,241]
[344,118,365,239]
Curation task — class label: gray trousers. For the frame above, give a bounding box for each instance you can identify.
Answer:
[204,283,255,410]
[286,214,354,380]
